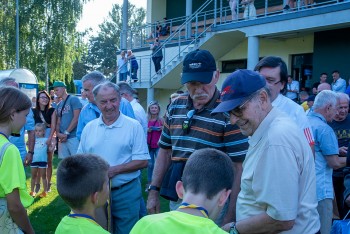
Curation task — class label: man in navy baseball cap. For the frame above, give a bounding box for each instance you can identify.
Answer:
[217,69,320,234]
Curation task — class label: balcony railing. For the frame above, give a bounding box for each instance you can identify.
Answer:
[113,0,346,85]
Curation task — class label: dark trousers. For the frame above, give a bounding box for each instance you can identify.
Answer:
[152,56,163,73]
[130,68,138,81]
[333,176,349,219]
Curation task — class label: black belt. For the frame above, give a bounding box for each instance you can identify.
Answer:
[111,178,137,191]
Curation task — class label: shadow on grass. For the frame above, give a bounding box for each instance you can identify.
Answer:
[29,195,70,234]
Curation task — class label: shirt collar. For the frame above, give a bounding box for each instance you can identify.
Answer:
[97,111,124,127]
[308,111,327,123]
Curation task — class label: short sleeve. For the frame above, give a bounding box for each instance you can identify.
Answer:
[25,108,35,131]
[318,127,339,156]
[71,96,83,110]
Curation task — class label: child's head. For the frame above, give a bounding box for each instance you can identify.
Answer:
[57,154,110,211]
[181,148,233,199]
[34,123,46,138]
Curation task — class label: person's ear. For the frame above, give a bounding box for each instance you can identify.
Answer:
[280,81,286,91]
[259,90,269,110]
[175,181,184,199]
[10,109,16,121]
[91,192,99,205]
[218,189,231,207]
[212,70,220,84]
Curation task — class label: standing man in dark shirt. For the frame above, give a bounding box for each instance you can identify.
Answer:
[329,92,350,218]
[146,49,248,225]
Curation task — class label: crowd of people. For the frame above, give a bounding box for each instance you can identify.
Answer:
[0,48,350,234]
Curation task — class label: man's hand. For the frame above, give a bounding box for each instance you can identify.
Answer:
[24,153,33,166]
[57,133,67,142]
[222,222,234,232]
[108,166,119,178]
[147,190,160,214]
[339,146,348,156]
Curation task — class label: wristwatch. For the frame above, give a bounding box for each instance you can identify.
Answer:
[230,222,240,234]
[64,130,70,135]
[28,151,34,155]
[147,185,160,192]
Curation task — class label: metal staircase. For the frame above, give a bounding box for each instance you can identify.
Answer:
[130,0,217,89]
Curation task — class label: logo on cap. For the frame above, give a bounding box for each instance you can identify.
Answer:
[189,63,202,69]
[221,85,234,96]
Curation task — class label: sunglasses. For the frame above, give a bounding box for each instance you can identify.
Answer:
[182,110,196,134]
[149,101,158,105]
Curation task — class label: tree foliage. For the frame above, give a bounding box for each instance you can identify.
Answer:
[1,0,146,89]
[0,0,88,92]
[85,2,146,77]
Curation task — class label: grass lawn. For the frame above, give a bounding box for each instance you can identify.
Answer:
[25,155,169,234]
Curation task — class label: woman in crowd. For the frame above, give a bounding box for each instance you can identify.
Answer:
[146,101,163,188]
[0,86,35,234]
[32,90,56,192]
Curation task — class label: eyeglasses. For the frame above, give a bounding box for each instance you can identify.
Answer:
[182,110,195,134]
[228,93,256,118]
[39,96,49,100]
[265,79,281,85]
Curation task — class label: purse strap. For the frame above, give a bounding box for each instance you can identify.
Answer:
[39,111,50,127]
[0,142,12,165]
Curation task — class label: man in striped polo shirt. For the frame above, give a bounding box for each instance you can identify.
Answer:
[146,49,248,225]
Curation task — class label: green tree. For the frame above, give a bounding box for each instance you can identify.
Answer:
[0,0,88,93]
[86,2,146,77]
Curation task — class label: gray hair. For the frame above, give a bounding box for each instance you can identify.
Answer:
[0,77,18,87]
[337,92,350,103]
[117,81,135,96]
[81,71,105,87]
[92,81,121,100]
[313,90,338,110]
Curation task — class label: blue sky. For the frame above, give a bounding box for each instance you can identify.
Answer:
[77,0,147,33]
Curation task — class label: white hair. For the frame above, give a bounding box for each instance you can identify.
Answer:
[337,92,350,103]
[313,90,338,110]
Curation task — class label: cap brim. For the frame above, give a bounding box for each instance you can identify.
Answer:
[181,71,213,85]
[211,97,246,114]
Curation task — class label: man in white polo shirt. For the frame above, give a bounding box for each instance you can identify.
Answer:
[78,81,149,234]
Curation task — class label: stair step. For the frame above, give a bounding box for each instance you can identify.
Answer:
[172,60,177,66]
[182,51,188,57]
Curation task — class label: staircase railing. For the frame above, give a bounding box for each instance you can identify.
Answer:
[120,0,216,85]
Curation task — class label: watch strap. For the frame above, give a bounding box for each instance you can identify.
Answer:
[148,185,160,192]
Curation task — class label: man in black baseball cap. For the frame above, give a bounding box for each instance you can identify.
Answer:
[215,70,320,234]
[181,49,217,85]
[147,50,248,227]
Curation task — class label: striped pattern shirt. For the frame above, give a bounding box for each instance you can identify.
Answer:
[159,89,248,162]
